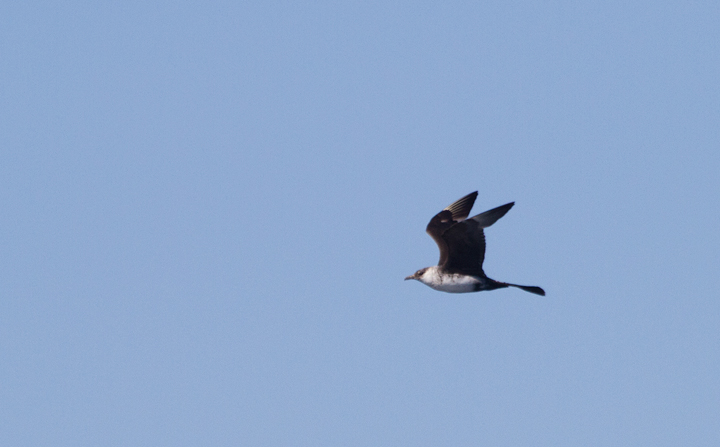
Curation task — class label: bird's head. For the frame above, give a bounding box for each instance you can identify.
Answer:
[405,267,429,282]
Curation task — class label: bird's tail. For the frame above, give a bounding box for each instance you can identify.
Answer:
[504,283,545,296]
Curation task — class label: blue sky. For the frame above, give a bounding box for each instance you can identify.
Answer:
[2,1,719,445]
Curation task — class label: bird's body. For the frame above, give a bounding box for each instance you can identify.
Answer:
[405,192,545,296]
[408,266,496,293]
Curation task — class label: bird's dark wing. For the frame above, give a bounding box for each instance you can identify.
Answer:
[440,202,514,275]
[442,191,477,222]
[426,192,478,266]
[440,220,487,275]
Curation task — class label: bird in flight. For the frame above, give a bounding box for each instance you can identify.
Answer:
[405,191,545,295]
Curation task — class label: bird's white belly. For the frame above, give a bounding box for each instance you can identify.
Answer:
[425,272,480,293]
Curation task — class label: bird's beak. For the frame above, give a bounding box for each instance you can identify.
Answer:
[404,274,414,281]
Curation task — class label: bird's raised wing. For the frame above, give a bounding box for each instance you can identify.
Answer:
[440,202,514,275]
[425,192,478,266]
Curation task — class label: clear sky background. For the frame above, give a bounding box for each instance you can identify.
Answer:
[2,1,719,446]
